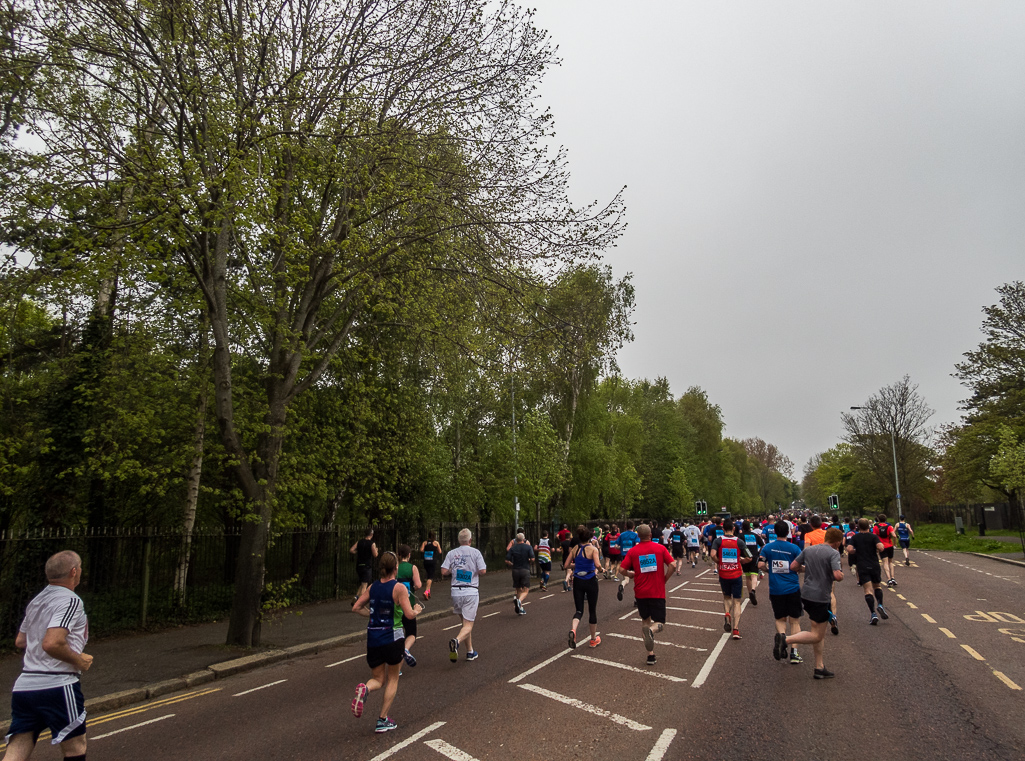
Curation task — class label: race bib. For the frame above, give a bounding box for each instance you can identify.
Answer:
[716,529,725,538]
[745,534,756,546]
[455,569,473,584]
[639,554,657,573]
[720,548,738,563]
[771,559,790,574]
[766,531,776,542]
[424,551,434,560]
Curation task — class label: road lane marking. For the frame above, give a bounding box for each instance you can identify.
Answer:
[671,596,727,604]
[517,683,652,730]
[368,721,446,761]
[424,739,480,761]
[907,602,918,609]
[961,645,986,661]
[992,671,1022,690]
[896,594,906,600]
[570,654,688,682]
[625,618,717,632]
[692,599,748,688]
[604,632,708,652]
[327,654,364,667]
[233,679,287,697]
[667,606,723,616]
[91,714,175,740]
[443,623,462,630]
[939,628,957,639]
[482,611,501,618]
[672,588,722,595]
[89,688,221,727]
[922,614,936,623]
[508,648,571,683]
[621,609,639,620]
[541,594,555,600]
[645,728,678,761]
[696,569,711,578]
[669,581,689,593]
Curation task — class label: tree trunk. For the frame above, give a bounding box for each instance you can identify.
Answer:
[174,335,209,610]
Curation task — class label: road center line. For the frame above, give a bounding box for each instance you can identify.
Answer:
[907,602,918,609]
[922,614,936,623]
[570,654,688,682]
[368,721,446,761]
[424,738,480,761]
[604,632,707,652]
[508,647,571,683]
[645,728,678,761]
[482,611,501,618]
[233,679,287,697]
[91,714,175,740]
[517,683,652,731]
[992,671,1022,691]
[961,645,986,661]
[327,654,364,667]
[541,594,555,600]
[939,628,957,639]
[692,598,748,688]
[443,623,462,631]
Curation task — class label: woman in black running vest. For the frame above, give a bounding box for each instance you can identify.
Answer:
[419,532,443,601]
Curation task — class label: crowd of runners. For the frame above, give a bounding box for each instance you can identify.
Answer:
[342,510,916,734]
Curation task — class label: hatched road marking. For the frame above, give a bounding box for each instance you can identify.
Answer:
[570,654,688,682]
[645,728,678,761]
[604,632,708,652]
[517,683,652,731]
[424,738,481,761]
[368,721,446,761]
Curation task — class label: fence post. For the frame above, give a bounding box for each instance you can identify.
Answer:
[333,526,340,600]
[140,528,153,628]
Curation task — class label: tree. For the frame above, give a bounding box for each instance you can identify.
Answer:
[13,0,625,645]
[742,437,795,513]
[517,410,567,528]
[842,376,936,515]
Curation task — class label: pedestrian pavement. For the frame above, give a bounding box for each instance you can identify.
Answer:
[0,567,528,724]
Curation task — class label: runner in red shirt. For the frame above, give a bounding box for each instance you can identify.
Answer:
[711,519,752,639]
[619,524,676,666]
[557,524,573,592]
[873,514,897,587]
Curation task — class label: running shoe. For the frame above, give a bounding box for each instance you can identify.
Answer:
[351,683,368,718]
[466,650,479,661]
[870,615,879,626]
[449,637,459,662]
[789,649,803,664]
[723,614,732,633]
[877,604,889,620]
[829,612,839,636]
[731,629,742,640]
[514,598,522,614]
[404,649,417,667]
[646,654,657,666]
[749,590,757,606]
[540,584,548,592]
[423,589,431,601]
[568,630,576,649]
[813,668,835,680]
[905,559,910,567]
[773,632,786,661]
[375,717,398,733]
[617,583,624,602]
[588,635,602,648]
[643,624,655,650]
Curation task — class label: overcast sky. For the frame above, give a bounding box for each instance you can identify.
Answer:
[530,1,1025,474]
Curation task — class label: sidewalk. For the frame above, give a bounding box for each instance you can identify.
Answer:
[0,567,526,724]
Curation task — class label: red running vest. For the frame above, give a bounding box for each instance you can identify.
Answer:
[718,536,743,579]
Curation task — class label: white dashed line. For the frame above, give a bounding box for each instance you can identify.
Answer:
[517,683,652,730]
[571,654,688,682]
[369,721,446,761]
[233,679,287,697]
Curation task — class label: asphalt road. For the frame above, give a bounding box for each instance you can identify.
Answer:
[5,551,1023,760]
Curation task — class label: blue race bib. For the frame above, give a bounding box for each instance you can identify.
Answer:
[424,551,434,560]
[721,548,738,563]
[639,554,657,573]
[455,569,472,584]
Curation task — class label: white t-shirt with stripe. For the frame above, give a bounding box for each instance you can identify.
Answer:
[14,585,89,692]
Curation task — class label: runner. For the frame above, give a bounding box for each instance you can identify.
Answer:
[873,514,898,586]
[740,520,764,605]
[351,551,423,733]
[441,528,487,662]
[684,520,701,568]
[804,515,838,633]
[847,518,888,625]
[557,524,573,592]
[535,531,553,591]
[395,545,422,669]
[566,525,605,649]
[350,528,378,601]
[758,521,804,664]
[895,516,915,566]
[616,521,640,601]
[606,525,622,581]
[5,551,93,761]
[670,523,685,575]
[506,532,534,615]
[418,532,443,601]
[601,525,612,579]
[711,519,752,639]
[619,524,676,665]
[785,528,845,679]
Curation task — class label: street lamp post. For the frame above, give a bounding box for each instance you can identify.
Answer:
[850,406,903,518]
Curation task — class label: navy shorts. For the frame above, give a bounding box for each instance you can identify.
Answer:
[719,576,743,599]
[8,682,87,744]
[367,640,404,669]
[899,539,910,549]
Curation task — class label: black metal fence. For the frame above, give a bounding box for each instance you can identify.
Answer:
[0,521,538,649]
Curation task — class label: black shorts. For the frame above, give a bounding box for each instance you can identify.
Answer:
[367,639,404,668]
[880,546,895,560]
[423,561,436,580]
[802,598,831,624]
[770,591,803,620]
[636,598,667,624]
[719,576,743,598]
[687,544,699,554]
[672,545,684,559]
[512,568,531,589]
[402,615,417,638]
[357,565,373,585]
[857,566,882,586]
[538,560,552,571]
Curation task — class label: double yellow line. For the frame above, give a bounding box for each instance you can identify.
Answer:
[1,687,220,750]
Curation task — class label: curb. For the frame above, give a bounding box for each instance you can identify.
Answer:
[0,587,517,735]
[966,551,1025,568]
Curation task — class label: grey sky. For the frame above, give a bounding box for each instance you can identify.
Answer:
[531,1,1025,473]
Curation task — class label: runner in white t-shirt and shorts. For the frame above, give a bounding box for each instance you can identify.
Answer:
[441,528,488,663]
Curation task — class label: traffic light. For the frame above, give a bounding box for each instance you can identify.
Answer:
[828,494,839,511]
[694,500,707,515]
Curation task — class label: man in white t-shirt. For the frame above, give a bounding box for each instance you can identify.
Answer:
[441,528,487,663]
[684,522,701,568]
[6,550,93,761]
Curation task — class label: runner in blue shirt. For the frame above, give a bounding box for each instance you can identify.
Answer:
[616,522,640,601]
[895,517,914,566]
[758,521,804,664]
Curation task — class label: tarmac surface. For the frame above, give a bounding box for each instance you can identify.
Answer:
[2,550,1024,760]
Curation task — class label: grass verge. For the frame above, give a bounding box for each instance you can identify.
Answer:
[912,523,1022,554]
